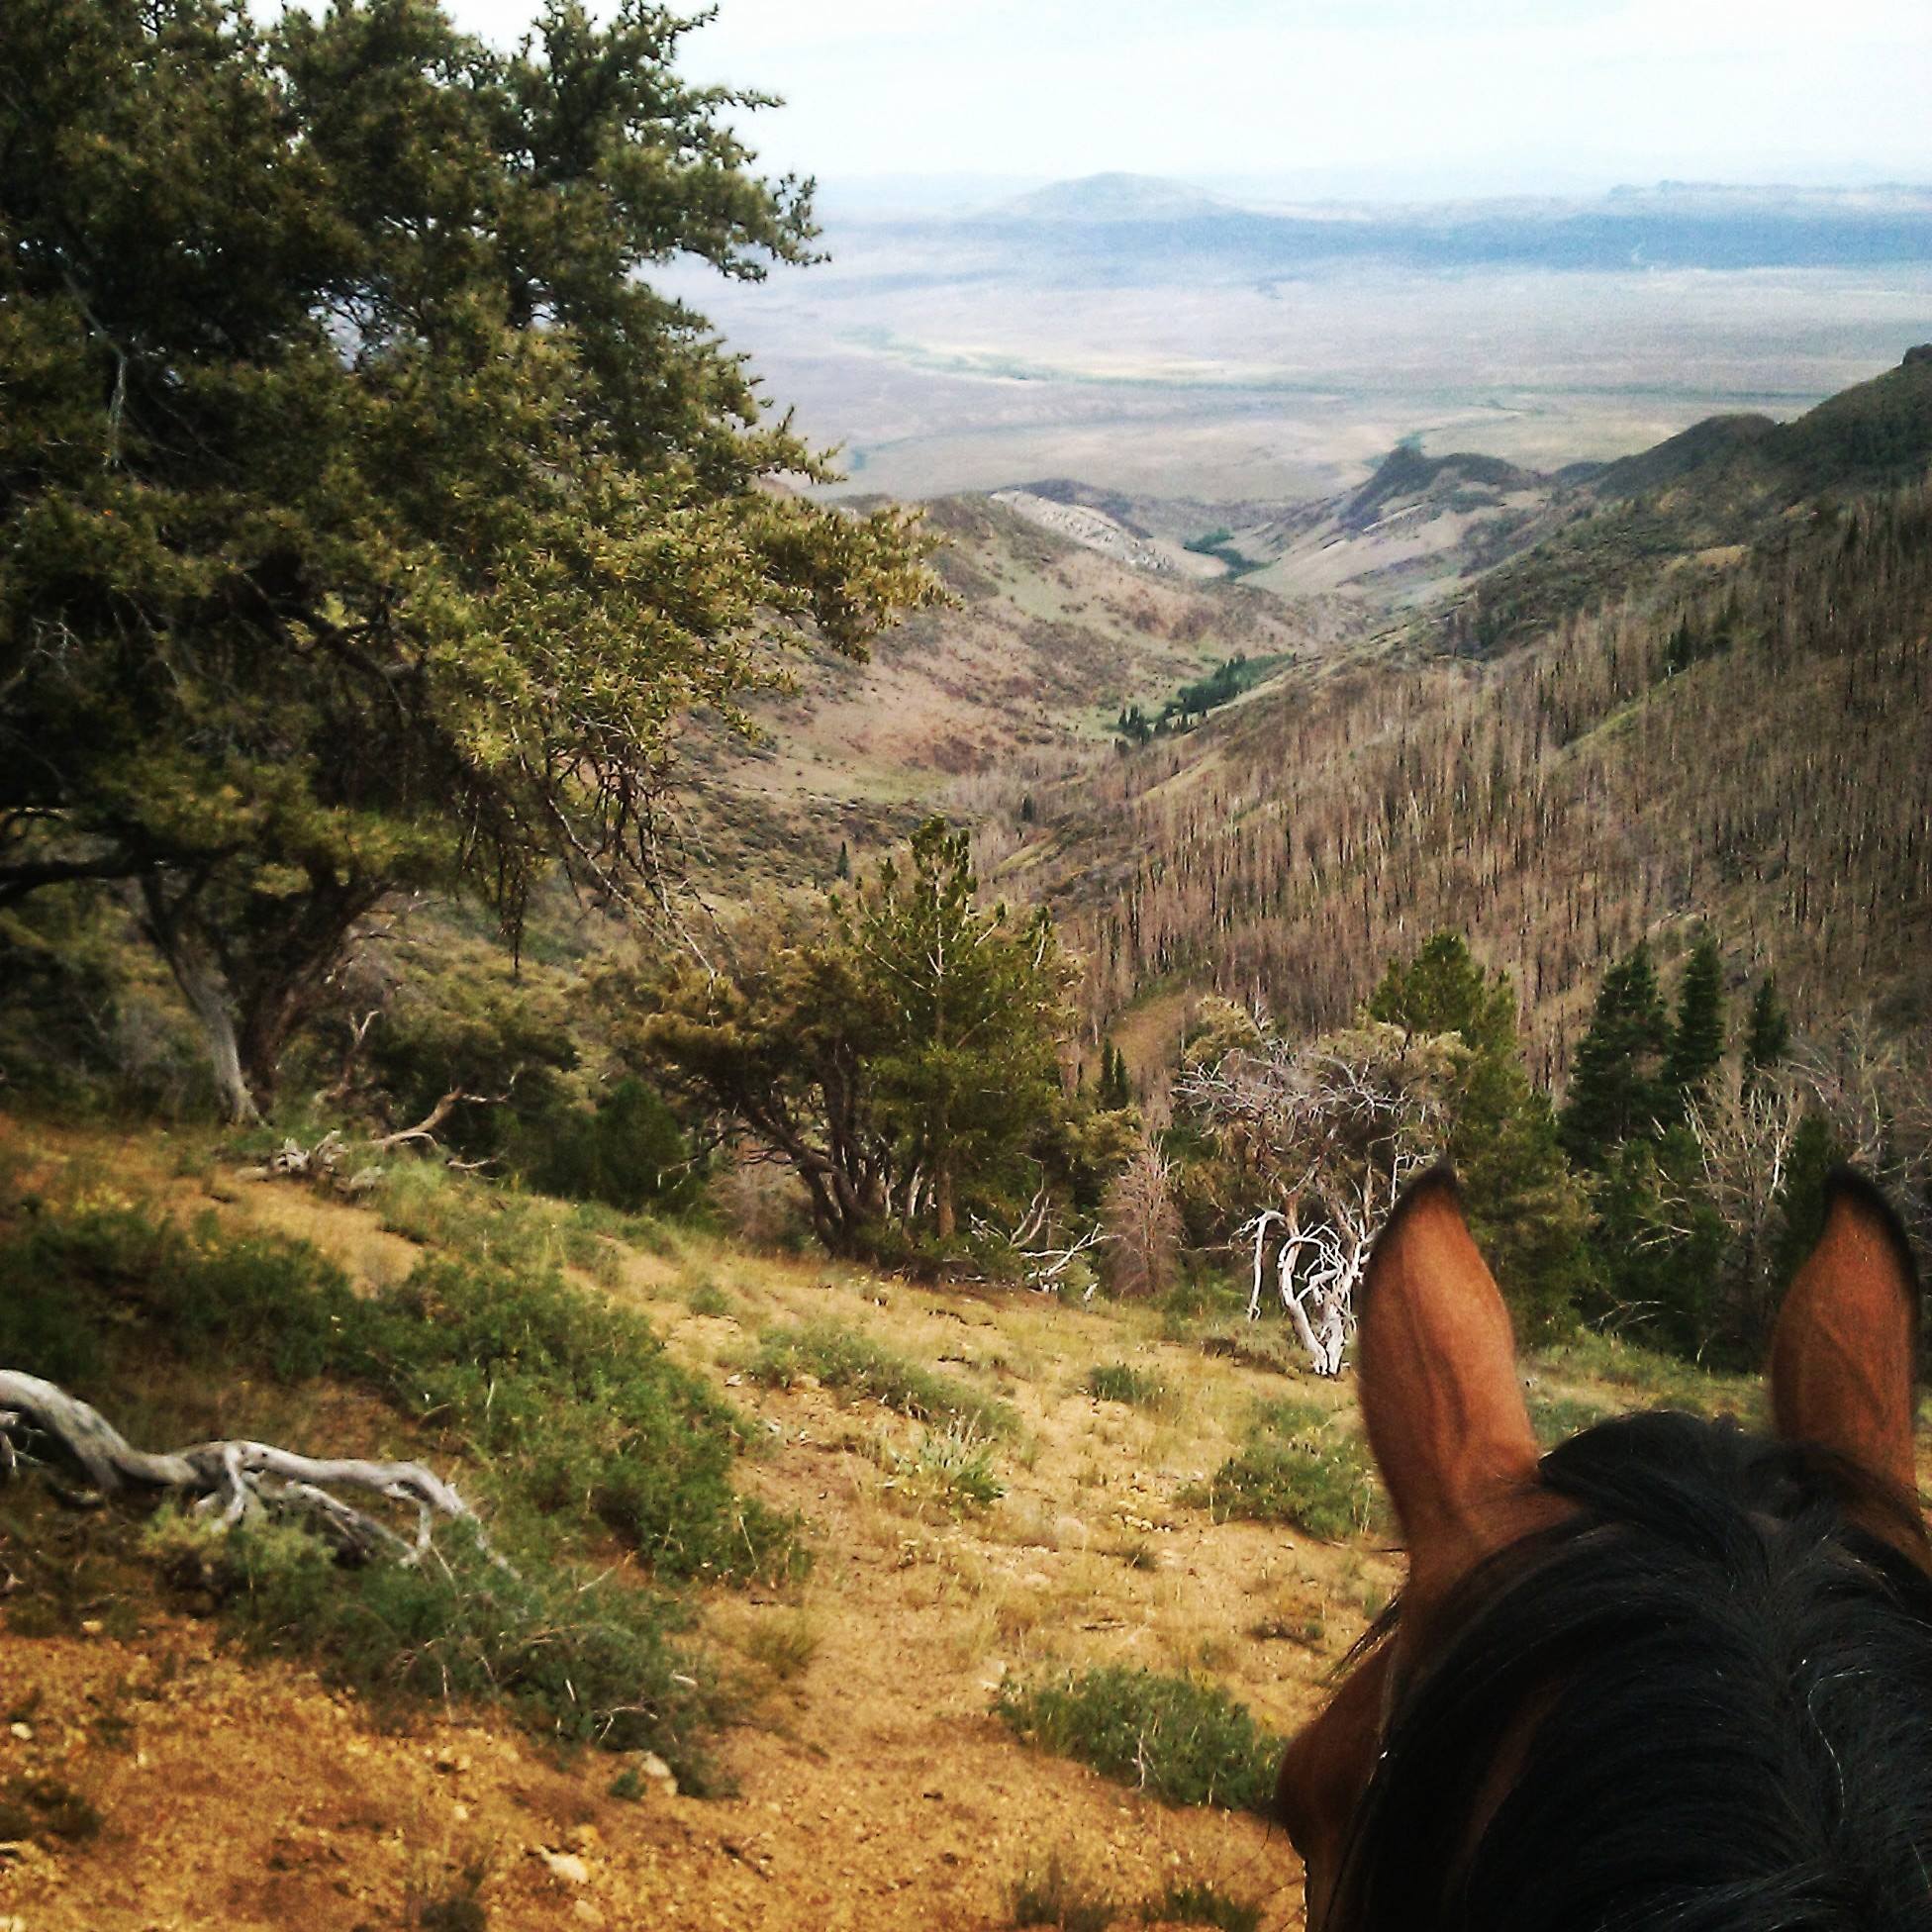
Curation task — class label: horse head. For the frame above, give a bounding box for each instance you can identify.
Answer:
[1278,1166,1931,1930]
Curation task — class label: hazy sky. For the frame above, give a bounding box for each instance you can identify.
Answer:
[443,0,1932,199]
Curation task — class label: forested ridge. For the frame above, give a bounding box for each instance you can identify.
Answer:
[1021,482,1931,1080]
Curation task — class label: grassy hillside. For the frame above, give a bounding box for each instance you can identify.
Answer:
[0,1111,1821,1932]
[682,495,1329,890]
[1448,348,1932,652]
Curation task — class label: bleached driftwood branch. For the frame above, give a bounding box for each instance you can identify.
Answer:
[0,1370,503,1570]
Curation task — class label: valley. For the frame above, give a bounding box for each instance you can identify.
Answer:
[8,15,1932,1930]
[666,178,1932,504]
[696,348,1932,1082]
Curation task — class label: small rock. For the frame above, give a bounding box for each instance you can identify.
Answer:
[79,1618,104,1637]
[8,1723,32,1742]
[573,1903,605,1927]
[535,1849,591,1885]
[637,1752,678,1797]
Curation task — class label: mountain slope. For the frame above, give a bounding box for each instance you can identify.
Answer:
[686,494,1334,887]
[1451,347,1932,650]
[994,483,1932,1077]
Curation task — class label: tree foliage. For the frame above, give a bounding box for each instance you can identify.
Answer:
[1743,974,1792,1094]
[625,821,1077,1263]
[1368,933,1589,1334]
[0,0,939,1118]
[1663,930,1726,1114]
[1558,941,1671,1171]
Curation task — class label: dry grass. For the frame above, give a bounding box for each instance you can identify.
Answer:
[6,1111,1860,1932]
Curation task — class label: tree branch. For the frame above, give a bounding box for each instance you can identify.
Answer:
[0,1371,509,1572]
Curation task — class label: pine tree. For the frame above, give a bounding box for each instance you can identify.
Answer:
[1663,931,1726,1116]
[1770,1112,1842,1293]
[1099,1040,1132,1111]
[1369,933,1591,1333]
[1742,975,1791,1095]
[636,818,1072,1258]
[1558,941,1671,1171]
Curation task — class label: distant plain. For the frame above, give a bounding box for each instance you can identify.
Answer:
[675,185,1932,503]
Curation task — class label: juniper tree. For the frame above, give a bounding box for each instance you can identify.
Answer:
[0,0,938,1118]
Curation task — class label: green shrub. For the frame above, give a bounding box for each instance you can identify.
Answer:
[0,1183,800,1774]
[879,1420,1006,1514]
[1187,1401,1382,1542]
[365,1256,797,1583]
[1156,1273,1248,1332]
[1085,1362,1166,1408]
[747,1320,1014,1437]
[996,1666,1282,1813]
[145,1509,725,1789]
[0,1201,352,1387]
[517,1079,707,1217]
[1139,1882,1261,1931]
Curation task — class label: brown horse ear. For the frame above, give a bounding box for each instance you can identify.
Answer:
[1771,1170,1924,1529]
[1357,1168,1546,1603]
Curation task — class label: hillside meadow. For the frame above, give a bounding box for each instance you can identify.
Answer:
[0,1111,1820,1932]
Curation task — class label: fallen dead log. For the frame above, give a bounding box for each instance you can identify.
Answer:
[0,1369,504,1570]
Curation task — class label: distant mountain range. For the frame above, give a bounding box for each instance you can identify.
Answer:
[985,172,1240,224]
[915,173,1932,274]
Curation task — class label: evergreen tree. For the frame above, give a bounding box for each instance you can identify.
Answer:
[1369,933,1591,1333]
[1588,1131,1727,1356]
[1770,1112,1842,1295]
[0,0,939,1117]
[634,819,1072,1258]
[1099,1040,1133,1111]
[1663,931,1727,1116]
[1559,941,1671,1171]
[1742,975,1791,1095]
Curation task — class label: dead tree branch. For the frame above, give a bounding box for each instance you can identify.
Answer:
[0,1370,508,1572]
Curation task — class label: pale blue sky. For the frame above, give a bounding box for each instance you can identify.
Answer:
[442,0,1932,199]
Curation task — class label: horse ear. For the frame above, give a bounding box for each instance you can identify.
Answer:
[1356,1168,1544,1599]
[1770,1170,1923,1524]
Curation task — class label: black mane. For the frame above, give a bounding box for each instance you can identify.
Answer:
[1335,1411,1932,1931]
